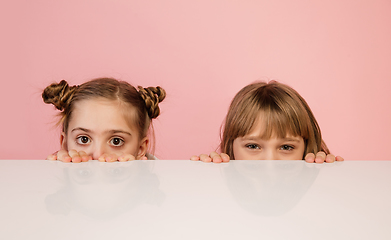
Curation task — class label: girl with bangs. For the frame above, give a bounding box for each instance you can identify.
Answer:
[191,81,343,163]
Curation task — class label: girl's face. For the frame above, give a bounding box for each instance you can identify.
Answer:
[232,119,305,160]
[61,98,148,160]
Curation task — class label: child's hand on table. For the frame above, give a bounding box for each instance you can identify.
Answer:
[47,150,146,162]
[190,152,230,163]
[304,152,344,163]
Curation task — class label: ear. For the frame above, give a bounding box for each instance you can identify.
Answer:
[60,132,67,150]
[136,137,149,160]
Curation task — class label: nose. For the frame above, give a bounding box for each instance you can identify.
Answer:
[264,149,278,160]
[90,142,108,160]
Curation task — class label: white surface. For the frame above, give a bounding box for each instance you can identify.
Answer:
[0,160,390,240]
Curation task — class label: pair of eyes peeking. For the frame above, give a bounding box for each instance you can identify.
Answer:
[244,144,295,151]
[76,136,125,147]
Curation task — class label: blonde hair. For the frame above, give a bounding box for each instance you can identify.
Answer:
[42,78,166,153]
[221,81,329,159]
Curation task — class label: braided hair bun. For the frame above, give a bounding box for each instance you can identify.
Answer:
[137,86,166,119]
[42,80,78,111]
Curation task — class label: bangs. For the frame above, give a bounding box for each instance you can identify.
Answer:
[248,100,311,141]
[251,109,297,140]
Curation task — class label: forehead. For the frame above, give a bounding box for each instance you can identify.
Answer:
[69,98,137,133]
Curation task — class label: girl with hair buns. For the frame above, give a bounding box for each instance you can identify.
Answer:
[43,78,165,162]
[191,80,344,163]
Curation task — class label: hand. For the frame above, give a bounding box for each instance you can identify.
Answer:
[304,151,344,163]
[46,149,92,163]
[98,153,141,162]
[47,150,144,162]
[190,152,230,163]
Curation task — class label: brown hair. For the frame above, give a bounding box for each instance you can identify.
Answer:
[221,81,329,159]
[42,78,165,152]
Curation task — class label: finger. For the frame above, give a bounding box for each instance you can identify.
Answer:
[315,151,327,163]
[118,154,136,162]
[110,153,120,162]
[209,152,219,158]
[210,152,223,163]
[212,156,222,163]
[102,153,118,162]
[221,153,230,162]
[68,150,82,163]
[46,154,57,161]
[199,154,212,163]
[336,156,344,161]
[57,150,72,163]
[304,153,315,163]
[78,151,92,162]
[98,153,108,162]
[190,155,201,161]
[325,154,335,163]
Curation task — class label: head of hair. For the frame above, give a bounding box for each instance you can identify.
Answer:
[42,78,166,152]
[220,81,329,159]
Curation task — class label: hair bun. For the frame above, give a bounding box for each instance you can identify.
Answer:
[42,80,78,111]
[137,86,166,119]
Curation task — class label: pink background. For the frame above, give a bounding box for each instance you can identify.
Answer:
[1,0,390,160]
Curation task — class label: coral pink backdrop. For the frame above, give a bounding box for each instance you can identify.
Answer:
[1,0,390,160]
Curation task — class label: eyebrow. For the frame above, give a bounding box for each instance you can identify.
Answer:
[71,127,91,133]
[107,130,132,136]
[71,128,132,136]
[282,138,301,143]
[241,136,301,143]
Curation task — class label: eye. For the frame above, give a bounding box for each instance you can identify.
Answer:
[76,136,91,145]
[110,137,124,147]
[280,145,294,151]
[245,144,260,150]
